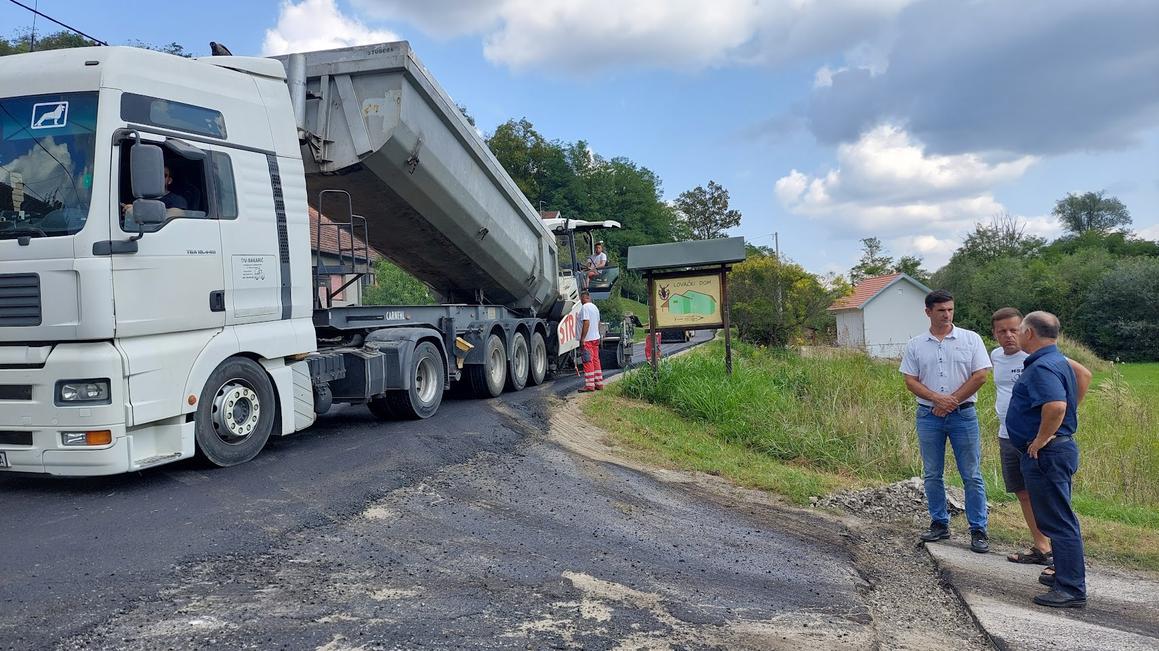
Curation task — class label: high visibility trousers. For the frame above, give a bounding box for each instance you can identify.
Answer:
[583,340,604,390]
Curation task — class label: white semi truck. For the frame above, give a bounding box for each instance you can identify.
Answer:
[0,42,632,476]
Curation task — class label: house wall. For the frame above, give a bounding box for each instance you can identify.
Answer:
[834,310,865,349]
[863,282,928,358]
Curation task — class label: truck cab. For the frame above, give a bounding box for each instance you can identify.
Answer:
[0,47,316,475]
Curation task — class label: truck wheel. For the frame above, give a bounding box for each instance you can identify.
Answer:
[385,341,445,419]
[600,339,626,370]
[527,332,548,386]
[467,332,507,398]
[506,332,529,392]
[195,357,276,467]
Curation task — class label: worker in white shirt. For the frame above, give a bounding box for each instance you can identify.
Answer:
[577,290,603,392]
[584,241,608,285]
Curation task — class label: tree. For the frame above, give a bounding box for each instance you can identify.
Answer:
[673,180,742,240]
[1053,191,1131,235]
[849,237,894,284]
[362,260,434,305]
[954,213,1046,263]
[894,255,930,285]
[730,253,835,347]
[1,28,193,57]
[1,29,94,55]
[1074,258,1159,362]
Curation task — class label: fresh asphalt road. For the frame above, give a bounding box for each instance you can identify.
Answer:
[0,332,984,650]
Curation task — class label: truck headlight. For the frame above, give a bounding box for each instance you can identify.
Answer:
[55,379,111,405]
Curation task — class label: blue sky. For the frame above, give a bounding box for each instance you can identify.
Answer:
[4,0,1156,275]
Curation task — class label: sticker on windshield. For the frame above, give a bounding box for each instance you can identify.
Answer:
[31,101,69,129]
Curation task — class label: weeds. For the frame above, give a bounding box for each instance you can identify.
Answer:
[616,341,1159,510]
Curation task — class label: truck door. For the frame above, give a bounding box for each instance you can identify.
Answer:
[110,137,225,338]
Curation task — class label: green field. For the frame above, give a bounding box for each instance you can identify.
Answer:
[585,342,1159,569]
[1097,362,1159,399]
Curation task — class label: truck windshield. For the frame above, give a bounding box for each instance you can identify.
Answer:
[0,92,97,240]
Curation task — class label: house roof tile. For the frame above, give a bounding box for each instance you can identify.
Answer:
[828,273,904,311]
[309,206,383,263]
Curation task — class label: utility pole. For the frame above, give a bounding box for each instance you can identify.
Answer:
[773,232,783,317]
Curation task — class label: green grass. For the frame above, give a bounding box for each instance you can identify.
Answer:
[1097,362,1159,399]
[584,395,857,504]
[588,341,1159,569]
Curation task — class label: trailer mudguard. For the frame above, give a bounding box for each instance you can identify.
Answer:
[364,327,449,388]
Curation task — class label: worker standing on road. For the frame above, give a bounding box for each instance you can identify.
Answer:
[577,290,604,392]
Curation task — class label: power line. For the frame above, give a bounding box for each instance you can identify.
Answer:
[6,0,107,46]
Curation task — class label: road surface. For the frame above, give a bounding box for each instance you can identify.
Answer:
[0,333,986,649]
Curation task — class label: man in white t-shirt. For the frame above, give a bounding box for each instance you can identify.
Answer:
[577,290,603,392]
[584,241,608,285]
[900,289,993,552]
[991,307,1092,566]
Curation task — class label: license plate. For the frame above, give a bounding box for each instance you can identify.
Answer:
[0,451,8,468]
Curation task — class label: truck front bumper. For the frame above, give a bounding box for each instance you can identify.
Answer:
[0,342,135,476]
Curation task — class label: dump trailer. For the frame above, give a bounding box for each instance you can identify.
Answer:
[0,42,623,476]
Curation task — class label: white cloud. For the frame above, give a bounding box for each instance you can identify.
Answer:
[262,0,400,56]
[1137,223,1159,242]
[348,0,915,74]
[775,124,1041,265]
[889,234,958,270]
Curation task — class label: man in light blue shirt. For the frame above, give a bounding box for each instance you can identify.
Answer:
[899,290,992,552]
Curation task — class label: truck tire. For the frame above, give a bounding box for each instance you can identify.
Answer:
[467,332,507,398]
[600,338,626,370]
[506,332,529,392]
[527,331,548,386]
[195,357,276,467]
[384,341,445,419]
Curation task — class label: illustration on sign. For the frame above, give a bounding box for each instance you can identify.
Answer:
[31,102,69,129]
[652,274,723,328]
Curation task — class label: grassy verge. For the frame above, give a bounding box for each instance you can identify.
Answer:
[584,341,1159,570]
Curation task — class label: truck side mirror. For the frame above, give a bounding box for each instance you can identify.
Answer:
[130,144,165,199]
[131,199,167,225]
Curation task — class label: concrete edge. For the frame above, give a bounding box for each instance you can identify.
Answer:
[923,544,1007,651]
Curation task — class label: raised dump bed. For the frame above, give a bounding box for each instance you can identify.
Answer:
[273,42,560,317]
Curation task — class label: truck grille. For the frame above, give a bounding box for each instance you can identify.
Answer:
[0,431,33,446]
[0,274,41,326]
[0,385,32,400]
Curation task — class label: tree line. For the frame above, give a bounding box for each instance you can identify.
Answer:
[930,193,1157,361]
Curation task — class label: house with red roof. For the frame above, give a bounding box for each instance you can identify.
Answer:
[828,273,932,358]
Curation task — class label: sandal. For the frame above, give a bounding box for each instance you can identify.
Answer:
[1007,547,1052,565]
[1039,566,1055,587]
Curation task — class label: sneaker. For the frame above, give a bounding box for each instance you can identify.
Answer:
[919,521,950,543]
[970,528,990,554]
[1033,588,1086,609]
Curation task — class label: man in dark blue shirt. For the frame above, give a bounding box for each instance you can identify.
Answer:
[1005,311,1085,608]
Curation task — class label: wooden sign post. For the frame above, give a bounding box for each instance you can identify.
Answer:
[628,237,745,377]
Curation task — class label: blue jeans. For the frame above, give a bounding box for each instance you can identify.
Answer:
[1021,437,1085,598]
[916,404,988,530]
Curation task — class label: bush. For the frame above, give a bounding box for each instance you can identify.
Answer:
[362,260,434,305]
[616,342,1159,507]
[729,255,835,347]
[1074,258,1159,362]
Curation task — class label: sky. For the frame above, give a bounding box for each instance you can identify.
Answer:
[3,0,1156,276]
